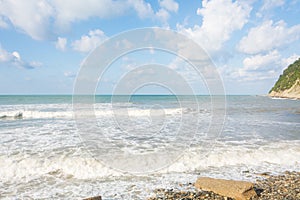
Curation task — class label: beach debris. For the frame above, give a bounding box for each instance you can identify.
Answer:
[195,177,257,200]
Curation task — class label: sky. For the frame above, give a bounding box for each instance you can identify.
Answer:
[0,0,300,95]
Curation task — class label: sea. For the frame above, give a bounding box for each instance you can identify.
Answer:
[0,95,300,199]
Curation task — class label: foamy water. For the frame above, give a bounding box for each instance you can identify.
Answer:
[0,95,300,199]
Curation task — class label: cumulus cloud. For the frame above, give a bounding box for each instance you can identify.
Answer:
[0,0,180,40]
[237,51,283,81]
[0,46,42,69]
[159,0,179,13]
[55,37,67,51]
[178,0,251,53]
[242,50,282,71]
[0,0,159,40]
[155,9,170,24]
[238,20,300,54]
[52,0,133,30]
[126,0,178,24]
[0,0,54,40]
[72,29,107,53]
[154,0,178,25]
[128,0,154,19]
[223,51,300,81]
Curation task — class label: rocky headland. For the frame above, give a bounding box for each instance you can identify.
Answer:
[268,58,300,99]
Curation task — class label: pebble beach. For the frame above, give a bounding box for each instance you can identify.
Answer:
[148,171,300,200]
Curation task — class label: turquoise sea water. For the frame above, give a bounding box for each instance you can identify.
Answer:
[0,95,299,199]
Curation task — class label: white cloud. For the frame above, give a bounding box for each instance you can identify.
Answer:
[281,54,300,70]
[0,0,54,40]
[55,37,67,51]
[155,9,170,24]
[242,50,281,71]
[238,51,282,81]
[223,51,300,82]
[154,0,179,24]
[54,0,158,26]
[0,0,184,40]
[155,0,179,25]
[261,0,284,10]
[128,0,154,19]
[178,0,251,53]
[0,48,21,63]
[159,0,179,13]
[12,51,20,60]
[0,0,179,40]
[52,0,130,30]
[0,46,42,69]
[0,0,157,40]
[72,29,107,53]
[129,0,177,24]
[238,20,300,54]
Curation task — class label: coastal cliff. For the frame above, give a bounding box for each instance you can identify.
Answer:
[268,58,300,99]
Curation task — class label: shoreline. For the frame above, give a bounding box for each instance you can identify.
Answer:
[147,171,300,200]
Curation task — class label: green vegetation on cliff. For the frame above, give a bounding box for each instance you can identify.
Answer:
[269,58,300,93]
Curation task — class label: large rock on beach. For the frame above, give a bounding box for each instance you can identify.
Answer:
[195,177,257,200]
[83,196,102,200]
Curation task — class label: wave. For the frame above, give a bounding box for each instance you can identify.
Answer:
[271,96,299,101]
[166,141,300,173]
[1,141,299,182]
[0,111,23,119]
[0,108,186,120]
[0,154,120,181]
[0,111,73,120]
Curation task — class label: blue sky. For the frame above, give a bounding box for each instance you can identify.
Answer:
[0,0,300,95]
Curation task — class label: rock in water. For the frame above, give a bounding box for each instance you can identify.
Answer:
[195,177,257,200]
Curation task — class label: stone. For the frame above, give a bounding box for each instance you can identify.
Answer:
[83,196,102,200]
[195,177,257,200]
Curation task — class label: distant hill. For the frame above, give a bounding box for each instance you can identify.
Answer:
[268,58,300,99]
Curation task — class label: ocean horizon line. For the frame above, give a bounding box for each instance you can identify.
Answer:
[0,94,261,96]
